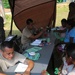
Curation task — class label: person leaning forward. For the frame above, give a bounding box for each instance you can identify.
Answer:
[0,41,34,75]
[21,18,46,50]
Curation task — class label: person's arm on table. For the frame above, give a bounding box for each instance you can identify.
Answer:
[29,28,46,39]
[0,71,32,75]
[41,70,47,75]
[41,70,50,75]
[23,59,34,75]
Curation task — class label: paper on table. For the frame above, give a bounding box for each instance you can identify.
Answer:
[31,39,42,46]
[14,63,28,72]
[51,27,60,31]
[5,36,14,41]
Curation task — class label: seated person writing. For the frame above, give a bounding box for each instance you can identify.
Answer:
[0,73,23,75]
[21,18,46,50]
[67,43,75,75]
[0,41,34,75]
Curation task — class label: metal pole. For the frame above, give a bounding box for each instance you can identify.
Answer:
[8,0,15,36]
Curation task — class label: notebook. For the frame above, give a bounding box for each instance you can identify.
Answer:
[14,63,28,72]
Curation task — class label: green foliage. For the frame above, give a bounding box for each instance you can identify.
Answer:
[2,0,10,8]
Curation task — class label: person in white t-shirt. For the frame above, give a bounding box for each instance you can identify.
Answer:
[0,41,34,75]
[67,43,75,75]
[41,43,75,75]
[58,43,75,75]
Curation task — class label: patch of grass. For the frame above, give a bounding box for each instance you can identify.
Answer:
[55,3,69,26]
[4,14,21,37]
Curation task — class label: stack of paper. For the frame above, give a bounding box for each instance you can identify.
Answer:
[31,39,42,46]
[14,63,28,72]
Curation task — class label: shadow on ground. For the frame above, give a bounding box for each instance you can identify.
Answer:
[47,47,63,75]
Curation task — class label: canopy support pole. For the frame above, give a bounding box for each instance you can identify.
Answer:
[8,0,15,36]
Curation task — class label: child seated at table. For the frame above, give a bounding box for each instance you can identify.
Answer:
[53,18,67,45]
[41,43,75,75]
[64,43,75,75]
[58,43,75,75]
[55,18,75,57]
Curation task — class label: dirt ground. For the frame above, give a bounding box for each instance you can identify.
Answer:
[4,8,10,13]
